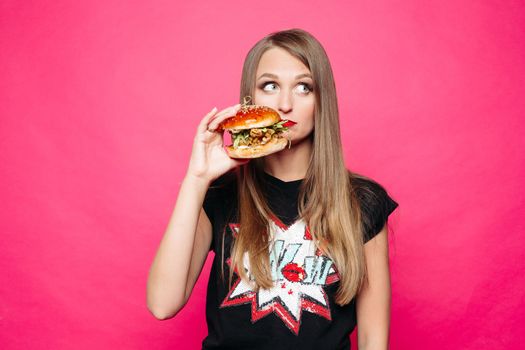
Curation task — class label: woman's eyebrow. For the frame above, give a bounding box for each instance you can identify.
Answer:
[257,73,313,80]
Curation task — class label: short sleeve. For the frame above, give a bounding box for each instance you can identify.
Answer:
[202,183,218,226]
[353,177,399,244]
[202,170,237,252]
[202,180,220,252]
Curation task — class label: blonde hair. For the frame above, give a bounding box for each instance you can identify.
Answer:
[225,28,368,305]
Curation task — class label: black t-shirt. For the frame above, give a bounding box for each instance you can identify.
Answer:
[201,169,399,350]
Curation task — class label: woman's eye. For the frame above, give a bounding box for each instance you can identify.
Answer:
[261,82,277,91]
[297,83,312,94]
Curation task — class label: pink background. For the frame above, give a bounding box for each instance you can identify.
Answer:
[1,0,524,349]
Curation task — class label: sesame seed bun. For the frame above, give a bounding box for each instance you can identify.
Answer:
[218,105,281,131]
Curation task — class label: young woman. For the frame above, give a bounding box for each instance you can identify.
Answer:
[147,28,399,350]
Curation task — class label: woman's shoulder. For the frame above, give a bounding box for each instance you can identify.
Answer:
[202,170,238,220]
[348,170,399,241]
[350,172,393,202]
[213,170,237,185]
[208,169,237,190]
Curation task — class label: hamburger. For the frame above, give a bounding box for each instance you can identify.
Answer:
[217,104,297,159]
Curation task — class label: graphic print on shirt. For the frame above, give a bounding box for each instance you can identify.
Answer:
[220,216,340,335]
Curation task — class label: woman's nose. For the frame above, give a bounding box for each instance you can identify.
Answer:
[278,90,293,114]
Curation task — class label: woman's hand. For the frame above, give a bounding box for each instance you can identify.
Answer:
[186,104,250,183]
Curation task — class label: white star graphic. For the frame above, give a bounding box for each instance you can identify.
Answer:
[220,217,340,334]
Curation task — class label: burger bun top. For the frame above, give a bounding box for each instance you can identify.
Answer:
[218,105,281,131]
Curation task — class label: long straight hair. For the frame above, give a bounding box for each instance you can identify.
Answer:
[226,28,367,306]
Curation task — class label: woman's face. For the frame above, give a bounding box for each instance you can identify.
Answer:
[253,47,315,146]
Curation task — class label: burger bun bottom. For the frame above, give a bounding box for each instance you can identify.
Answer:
[225,136,289,159]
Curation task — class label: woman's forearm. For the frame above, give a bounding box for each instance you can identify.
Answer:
[146,173,210,319]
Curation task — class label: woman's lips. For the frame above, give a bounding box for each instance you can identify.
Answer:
[282,120,297,127]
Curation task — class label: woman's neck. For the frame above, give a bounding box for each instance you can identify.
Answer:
[263,137,312,182]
